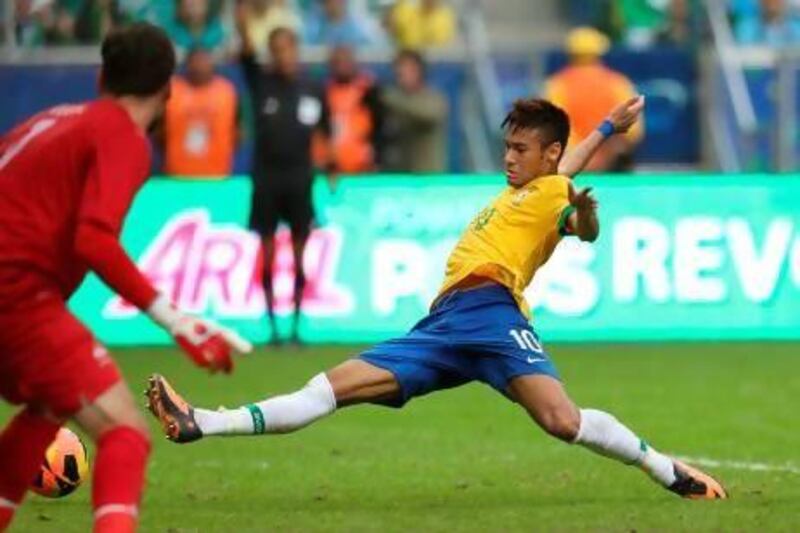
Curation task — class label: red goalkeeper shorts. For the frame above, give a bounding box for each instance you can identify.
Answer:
[0,300,121,418]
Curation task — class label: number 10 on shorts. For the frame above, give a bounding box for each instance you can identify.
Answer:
[509,329,543,353]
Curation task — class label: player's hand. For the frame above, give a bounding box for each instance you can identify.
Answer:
[147,295,252,374]
[607,95,645,134]
[235,0,247,27]
[569,185,598,211]
[171,316,252,374]
[234,0,251,42]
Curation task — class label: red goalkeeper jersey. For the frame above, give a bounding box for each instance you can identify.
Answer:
[0,99,156,311]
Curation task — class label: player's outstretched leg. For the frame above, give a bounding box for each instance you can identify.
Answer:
[146,359,399,442]
[0,408,61,531]
[509,375,727,500]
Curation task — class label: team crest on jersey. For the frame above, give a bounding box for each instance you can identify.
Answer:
[471,207,496,231]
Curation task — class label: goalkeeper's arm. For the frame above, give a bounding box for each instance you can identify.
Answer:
[74,223,251,373]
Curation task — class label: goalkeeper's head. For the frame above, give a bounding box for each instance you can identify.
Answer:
[98,23,176,125]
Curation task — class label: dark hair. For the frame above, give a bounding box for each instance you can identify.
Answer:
[394,49,427,77]
[268,26,298,48]
[501,98,570,151]
[100,22,176,97]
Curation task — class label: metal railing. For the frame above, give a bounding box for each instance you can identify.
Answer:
[704,0,759,172]
[704,0,800,172]
[2,0,12,50]
[460,0,501,172]
[775,48,800,171]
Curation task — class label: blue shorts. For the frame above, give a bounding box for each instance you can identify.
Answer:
[358,284,560,407]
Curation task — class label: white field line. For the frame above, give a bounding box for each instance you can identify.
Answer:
[678,456,800,475]
[168,457,800,476]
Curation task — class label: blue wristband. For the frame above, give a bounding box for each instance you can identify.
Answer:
[597,119,615,138]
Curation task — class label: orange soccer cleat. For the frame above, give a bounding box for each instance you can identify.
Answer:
[145,374,203,444]
[667,459,728,500]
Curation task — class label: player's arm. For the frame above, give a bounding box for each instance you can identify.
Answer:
[76,130,251,372]
[382,89,447,126]
[557,95,645,178]
[235,0,261,92]
[235,0,254,58]
[563,183,599,242]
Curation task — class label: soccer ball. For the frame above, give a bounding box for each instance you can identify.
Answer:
[30,428,89,498]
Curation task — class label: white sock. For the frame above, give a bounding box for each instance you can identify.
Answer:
[194,373,337,437]
[573,408,676,487]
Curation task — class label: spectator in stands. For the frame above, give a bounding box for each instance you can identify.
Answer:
[382,50,448,173]
[164,0,227,53]
[44,2,77,44]
[14,0,53,45]
[615,0,699,48]
[386,0,456,50]
[734,0,800,46]
[564,0,614,32]
[159,47,241,178]
[241,0,303,51]
[543,27,643,171]
[616,0,668,48]
[315,45,384,173]
[660,0,694,46]
[116,0,175,26]
[304,0,377,47]
[64,0,123,44]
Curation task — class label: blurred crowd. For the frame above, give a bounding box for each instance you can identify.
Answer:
[730,0,800,46]
[11,0,458,51]
[154,3,452,179]
[14,0,800,50]
[9,0,800,177]
[8,0,459,178]
[568,0,800,48]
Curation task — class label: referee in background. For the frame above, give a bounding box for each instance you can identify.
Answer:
[235,2,332,345]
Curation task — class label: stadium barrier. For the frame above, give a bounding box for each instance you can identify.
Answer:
[70,174,800,344]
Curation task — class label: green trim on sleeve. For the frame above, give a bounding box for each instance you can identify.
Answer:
[245,404,266,435]
[558,205,576,236]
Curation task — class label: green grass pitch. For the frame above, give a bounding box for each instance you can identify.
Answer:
[4,342,800,532]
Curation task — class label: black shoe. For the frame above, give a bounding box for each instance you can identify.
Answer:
[289,330,302,347]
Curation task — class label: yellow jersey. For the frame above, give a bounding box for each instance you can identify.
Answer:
[436,174,574,319]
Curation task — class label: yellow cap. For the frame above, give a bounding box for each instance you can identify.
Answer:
[565,27,610,58]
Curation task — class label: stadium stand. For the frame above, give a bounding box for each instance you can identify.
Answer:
[3,0,800,172]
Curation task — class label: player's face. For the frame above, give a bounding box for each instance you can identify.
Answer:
[330,46,357,82]
[503,128,562,187]
[186,50,214,85]
[395,57,423,92]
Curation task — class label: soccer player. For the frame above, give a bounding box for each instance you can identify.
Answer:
[147,97,727,500]
[0,24,251,533]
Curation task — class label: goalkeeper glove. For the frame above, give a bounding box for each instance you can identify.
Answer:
[146,295,252,373]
